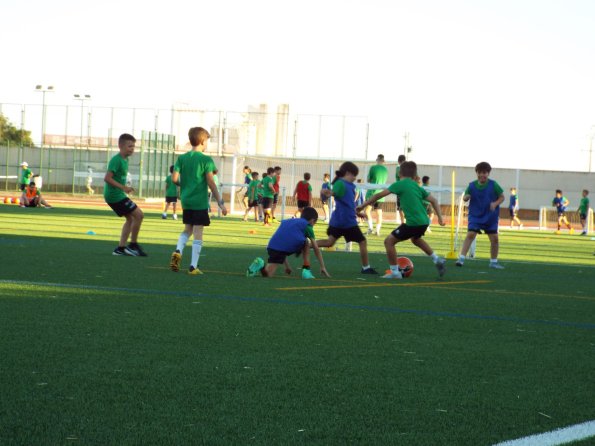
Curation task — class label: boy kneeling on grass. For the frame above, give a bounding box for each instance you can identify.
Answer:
[246,207,330,279]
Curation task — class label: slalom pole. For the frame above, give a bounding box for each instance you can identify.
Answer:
[446,170,457,259]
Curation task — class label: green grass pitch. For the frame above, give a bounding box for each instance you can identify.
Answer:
[0,203,594,445]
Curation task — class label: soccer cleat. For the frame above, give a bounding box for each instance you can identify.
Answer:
[361,267,378,274]
[170,251,182,272]
[112,247,130,256]
[127,243,147,257]
[382,271,403,279]
[161,213,167,219]
[569,228,575,234]
[246,257,265,277]
[435,258,447,277]
[172,214,178,220]
[554,230,561,235]
[581,231,587,235]
[489,262,505,269]
[188,266,203,275]
[272,218,279,223]
[366,228,374,235]
[302,269,315,279]
[455,261,464,267]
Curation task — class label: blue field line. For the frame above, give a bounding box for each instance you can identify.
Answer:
[1,279,595,330]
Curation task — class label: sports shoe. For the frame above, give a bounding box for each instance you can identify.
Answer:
[366,228,374,235]
[172,214,178,220]
[188,266,203,275]
[272,218,279,223]
[455,261,464,267]
[361,267,378,274]
[569,228,575,234]
[246,257,265,277]
[382,271,403,279]
[581,231,587,235]
[112,247,131,256]
[302,269,315,279]
[435,258,446,277]
[489,262,504,269]
[170,251,182,272]
[127,243,147,257]
[161,213,167,219]
[554,230,561,235]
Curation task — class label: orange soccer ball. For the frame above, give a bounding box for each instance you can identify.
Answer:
[14,198,20,205]
[397,257,414,278]
[2,197,9,204]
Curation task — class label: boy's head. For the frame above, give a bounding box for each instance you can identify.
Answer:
[169,165,174,174]
[28,181,36,188]
[555,189,562,197]
[20,162,28,169]
[376,154,385,163]
[475,162,492,174]
[422,175,430,185]
[262,172,268,178]
[399,161,417,179]
[243,166,251,173]
[251,172,259,179]
[510,187,516,193]
[267,167,275,175]
[188,127,210,148]
[397,155,406,164]
[323,173,330,181]
[582,189,589,196]
[303,172,311,181]
[118,133,136,156]
[301,206,318,224]
[274,166,282,175]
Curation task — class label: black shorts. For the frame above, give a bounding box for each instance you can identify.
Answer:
[580,213,587,220]
[391,224,428,241]
[509,208,517,218]
[273,193,279,204]
[261,197,273,209]
[248,200,259,208]
[267,245,305,264]
[327,225,366,243]
[297,200,309,209]
[183,209,210,226]
[368,202,384,211]
[108,198,138,217]
[27,200,38,208]
[165,196,178,203]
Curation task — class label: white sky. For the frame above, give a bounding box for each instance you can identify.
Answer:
[2,0,595,171]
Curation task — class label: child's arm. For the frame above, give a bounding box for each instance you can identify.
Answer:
[206,172,228,216]
[426,194,445,226]
[104,171,133,194]
[308,189,312,206]
[490,193,505,211]
[357,189,390,212]
[310,238,330,277]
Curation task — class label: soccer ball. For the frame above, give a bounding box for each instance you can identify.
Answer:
[397,257,414,278]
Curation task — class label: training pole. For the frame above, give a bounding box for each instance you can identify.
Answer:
[446,170,457,259]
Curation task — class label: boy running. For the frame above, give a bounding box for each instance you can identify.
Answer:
[162,165,179,220]
[365,154,389,236]
[357,161,446,279]
[552,189,573,234]
[508,187,523,229]
[104,133,146,256]
[261,167,276,226]
[247,207,329,279]
[456,162,505,269]
[579,189,589,235]
[243,172,261,222]
[169,127,227,275]
[293,172,312,218]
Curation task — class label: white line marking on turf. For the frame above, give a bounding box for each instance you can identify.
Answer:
[492,420,595,446]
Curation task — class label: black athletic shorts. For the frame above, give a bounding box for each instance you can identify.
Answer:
[391,224,428,241]
[297,200,309,209]
[261,197,273,209]
[183,209,210,226]
[368,202,384,211]
[327,225,366,243]
[108,198,138,217]
[267,244,305,264]
[273,193,279,204]
[248,200,259,208]
[165,196,178,203]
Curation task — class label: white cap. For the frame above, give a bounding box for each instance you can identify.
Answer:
[20,162,28,167]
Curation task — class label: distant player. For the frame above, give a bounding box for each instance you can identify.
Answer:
[508,187,523,229]
[169,127,227,275]
[552,189,573,234]
[578,189,589,235]
[271,166,282,222]
[456,162,505,269]
[240,165,252,208]
[316,161,378,275]
[320,173,331,222]
[421,175,434,231]
[365,154,389,236]
[19,162,33,191]
[293,172,312,218]
[162,165,179,220]
[246,206,330,279]
[395,155,406,223]
[261,167,276,226]
[86,166,95,195]
[104,133,146,256]
[357,161,446,279]
[243,171,260,222]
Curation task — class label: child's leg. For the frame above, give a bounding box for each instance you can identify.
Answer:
[263,263,279,277]
[301,242,311,268]
[376,208,383,233]
[190,225,205,269]
[128,207,144,244]
[487,232,499,260]
[322,203,329,220]
[316,235,337,248]
[411,237,434,256]
[264,207,272,225]
[175,224,193,254]
[459,231,478,257]
[384,234,399,266]
[358,239,370,267]
[365,205,373,231]
[254,206,258,221]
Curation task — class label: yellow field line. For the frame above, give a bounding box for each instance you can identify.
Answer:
[276,280,493,291]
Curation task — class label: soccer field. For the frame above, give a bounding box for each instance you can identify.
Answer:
[0,203,594,445]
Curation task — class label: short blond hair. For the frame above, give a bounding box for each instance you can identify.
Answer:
[188,127,210,146]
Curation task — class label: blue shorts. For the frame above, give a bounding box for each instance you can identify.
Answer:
[468,223,499,234]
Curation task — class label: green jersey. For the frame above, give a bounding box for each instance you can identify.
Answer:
[388,177,431,226]
[247,179,260,201]
[395,165,401,181]
[464,180,504,197]
[261,176,276,199]
[579,197,590,214]
[174,150,216,210]
[20,168,32,185]
[366,164,389,202]
[103,154,129,203]
[165,175,178,197]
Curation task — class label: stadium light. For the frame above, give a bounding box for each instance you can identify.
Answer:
[74,94,92,148]
[34,85,55,173]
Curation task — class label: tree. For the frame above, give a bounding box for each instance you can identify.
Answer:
[0,113,33,146]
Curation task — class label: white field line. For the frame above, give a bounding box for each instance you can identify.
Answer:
[492,420,595,446]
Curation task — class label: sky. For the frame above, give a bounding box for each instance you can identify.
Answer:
[2,0,595,171]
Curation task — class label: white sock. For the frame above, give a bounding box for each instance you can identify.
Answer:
[368,220,373,230]
[430,253,439,263]
[490,258,498,263]
[176,232,190,253]
[191,240,203,268]
[362,264,371,270]
[458,254,465,263]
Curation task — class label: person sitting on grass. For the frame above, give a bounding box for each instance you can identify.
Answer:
[20,181,52,208]
[246,206,330,279]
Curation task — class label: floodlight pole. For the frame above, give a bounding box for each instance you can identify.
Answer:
[74,94,92,149]
[34,85,54,173]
